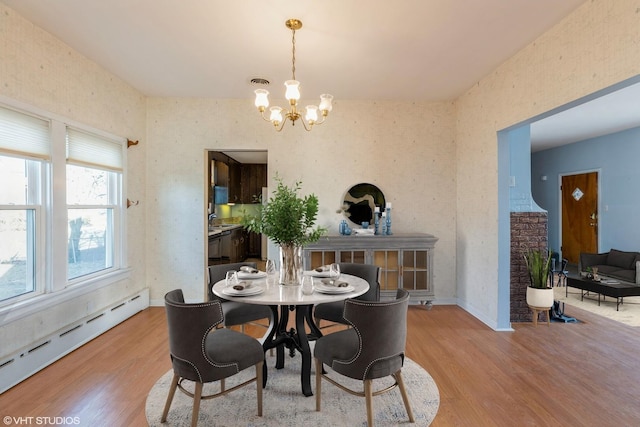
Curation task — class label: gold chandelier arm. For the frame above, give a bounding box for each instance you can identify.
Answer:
[273,115,289,132]
[258,109,273,123]
[299,118,313,132]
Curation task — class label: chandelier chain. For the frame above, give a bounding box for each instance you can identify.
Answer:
[291,28,296,80]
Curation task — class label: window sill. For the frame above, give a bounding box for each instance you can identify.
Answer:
[0,268,132,325]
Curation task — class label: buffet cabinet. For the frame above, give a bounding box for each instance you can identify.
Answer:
[303,233,438,306]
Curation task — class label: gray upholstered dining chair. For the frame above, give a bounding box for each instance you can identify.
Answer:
[314,289,414,426]
[313,263,381,330]
[208,262,272,333]
[162,289,264,427]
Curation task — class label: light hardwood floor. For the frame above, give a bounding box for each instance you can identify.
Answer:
[1,303,639,426]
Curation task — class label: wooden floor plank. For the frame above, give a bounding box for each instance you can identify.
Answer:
[1,303,639,426]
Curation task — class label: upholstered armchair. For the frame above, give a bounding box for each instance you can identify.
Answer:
[313,263,381,329]
[314,288,414,426]
[162,289,264,427]
[208,262,272,332]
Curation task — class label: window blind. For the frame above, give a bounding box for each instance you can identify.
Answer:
[0,106,50,159]
[66,128,123,171]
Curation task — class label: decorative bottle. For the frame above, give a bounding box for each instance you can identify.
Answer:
[381,212,387,235]
[385,203,393,235]
[374,208,380,235]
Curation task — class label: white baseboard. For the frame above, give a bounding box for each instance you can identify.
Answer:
[0,288,149,394]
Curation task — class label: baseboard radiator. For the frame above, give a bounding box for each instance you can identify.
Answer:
[0,288,149,394]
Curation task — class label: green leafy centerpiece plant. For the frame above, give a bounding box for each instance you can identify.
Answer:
[523,249,554,309]
[242,177,326,285]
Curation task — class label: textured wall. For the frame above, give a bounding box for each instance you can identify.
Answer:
[0,4,147,355]
[510,213,548,322]
[455,0,640,327]
[145,98,457,303]
[3,0,640,335]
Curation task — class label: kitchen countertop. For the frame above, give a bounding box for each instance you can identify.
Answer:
[207,224,243,237]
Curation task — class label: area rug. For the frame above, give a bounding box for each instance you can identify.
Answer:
[554,286,640,327]
[146,353,439,426]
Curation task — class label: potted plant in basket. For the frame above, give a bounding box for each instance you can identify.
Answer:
[523,249,554,309]
[242,176,326,285]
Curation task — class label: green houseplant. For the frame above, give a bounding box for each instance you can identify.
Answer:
[523,249,554,309]
[242,176,326,285]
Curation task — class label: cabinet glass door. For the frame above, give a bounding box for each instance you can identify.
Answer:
[373,250,400,291]
[402,250,429,291]
[339,250,366,264]
[308,250,336,269]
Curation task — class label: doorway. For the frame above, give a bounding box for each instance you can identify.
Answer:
[560,171,599,264]
[205,150,268,265]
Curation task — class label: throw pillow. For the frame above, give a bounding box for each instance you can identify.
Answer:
[607,249,636,270]
[636,261,640,285]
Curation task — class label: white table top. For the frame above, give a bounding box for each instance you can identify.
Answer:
[212,272,369,305]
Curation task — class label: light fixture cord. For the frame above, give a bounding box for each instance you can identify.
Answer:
[291,28,296,80]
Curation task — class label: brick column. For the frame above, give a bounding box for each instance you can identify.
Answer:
[511,212,548,322]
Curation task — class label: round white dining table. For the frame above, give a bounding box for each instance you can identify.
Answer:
[212,272,369,396]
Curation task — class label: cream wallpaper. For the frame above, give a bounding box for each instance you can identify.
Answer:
[1,0,639,346]
[146,98,457,303]
[455,0,640,326]
[0,4,147,354]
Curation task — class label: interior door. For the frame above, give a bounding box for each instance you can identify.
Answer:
[561,172,598,264]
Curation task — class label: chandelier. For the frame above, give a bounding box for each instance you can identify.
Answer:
[254,19,333,132]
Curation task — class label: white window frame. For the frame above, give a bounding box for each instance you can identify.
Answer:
[0,96,130,322]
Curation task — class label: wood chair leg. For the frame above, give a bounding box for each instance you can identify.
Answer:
[395,371,415,423]
[364,379,374,426]
[256,361,263,416]
[191,382,203,427]
[161,373,179,422]
[315,358,322,411]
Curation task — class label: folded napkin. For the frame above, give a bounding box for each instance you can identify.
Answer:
[315,265,331,273]
[240,266,260,274]
[321,278,350,288]
[231,281,252,291]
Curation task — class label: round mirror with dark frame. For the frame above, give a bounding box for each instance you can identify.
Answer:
[342,183,386,225]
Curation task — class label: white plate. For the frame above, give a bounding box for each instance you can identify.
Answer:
[315,282,354,294]
[237,271,267,279]
[222,284,265,296]
[307,270,332,278]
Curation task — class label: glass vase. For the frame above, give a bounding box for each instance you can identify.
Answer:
[279,244,303,286]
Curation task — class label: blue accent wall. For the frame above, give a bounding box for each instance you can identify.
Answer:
[531,126,640,254]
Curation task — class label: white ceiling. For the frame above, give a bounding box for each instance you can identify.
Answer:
[4,0,639,152]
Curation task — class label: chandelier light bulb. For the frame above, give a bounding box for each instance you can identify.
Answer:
[284,80,301,101]
[319,94,333,112]
[305,105,318,123]
[254,89,269,109]
[269,106,283,124]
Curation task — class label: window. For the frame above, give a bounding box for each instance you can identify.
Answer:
[0,102,126,308]
[0,156,43,302]
[66,128,123,282]
[66,165,116,280]
[0,106,48,303]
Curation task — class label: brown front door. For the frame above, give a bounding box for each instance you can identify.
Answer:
[561,172,598,264]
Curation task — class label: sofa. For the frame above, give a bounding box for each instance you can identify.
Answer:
[579,249,640,284]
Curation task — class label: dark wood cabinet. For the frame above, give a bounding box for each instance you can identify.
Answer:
[240,164,266,203]
[245,230,262,258]
[228,161,241,204]
[227,227,249,263]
